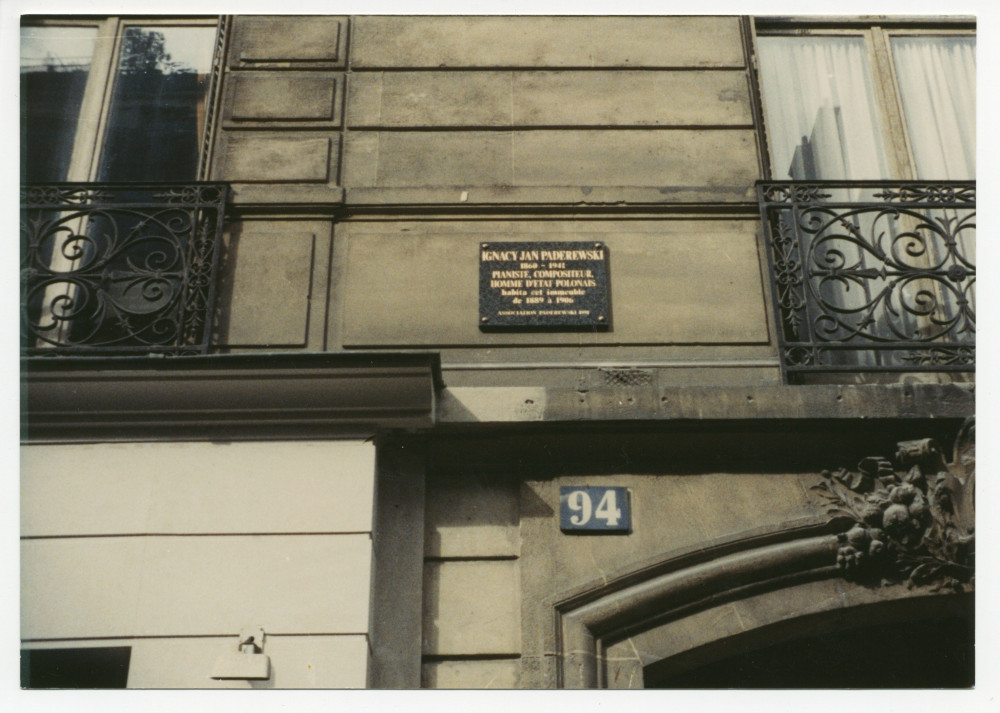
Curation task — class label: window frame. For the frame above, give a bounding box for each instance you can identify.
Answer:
[21,15,221,183]
[751,18,976,181]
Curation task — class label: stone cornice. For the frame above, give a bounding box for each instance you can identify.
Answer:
[21,352,440,442]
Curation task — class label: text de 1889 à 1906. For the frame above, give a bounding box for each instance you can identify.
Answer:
[479,241,610,329]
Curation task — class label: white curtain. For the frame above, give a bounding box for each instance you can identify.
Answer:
[759,37,888,366]
[757,35,976,369]
[892,37,976,180]
[892,37,976,347]
[758,37,890,180]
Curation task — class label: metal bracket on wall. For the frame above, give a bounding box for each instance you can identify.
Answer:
[210,626,270,681]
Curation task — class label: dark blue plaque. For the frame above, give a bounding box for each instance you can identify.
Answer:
[480,242,610,329]
[560,486,631,532]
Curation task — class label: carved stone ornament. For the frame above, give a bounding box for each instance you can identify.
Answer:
[811,419,974,592]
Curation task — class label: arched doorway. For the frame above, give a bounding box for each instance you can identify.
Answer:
[646,603,973,688]
[547,425,974,689]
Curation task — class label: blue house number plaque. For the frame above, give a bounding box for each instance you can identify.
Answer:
[559,486,631,532]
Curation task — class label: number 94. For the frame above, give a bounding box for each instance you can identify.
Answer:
[566,488,623,527]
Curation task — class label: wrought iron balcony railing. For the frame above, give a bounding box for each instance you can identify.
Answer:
[21,183,228,355]
[757,181,975,381]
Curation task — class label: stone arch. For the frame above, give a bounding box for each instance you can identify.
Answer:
[550,518,972,688]
[549,423,975,688]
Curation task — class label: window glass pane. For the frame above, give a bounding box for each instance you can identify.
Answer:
[98,25,216,181]
[891,37,976,179]
[758,36,891,180]
[21,647,131,688]
[20,26,98,182]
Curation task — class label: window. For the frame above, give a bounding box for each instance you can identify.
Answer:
[21,646,131,688]
[755,23,975,181]
[20,17,226,355]
[753,21,975,380]
[20,17,219,182]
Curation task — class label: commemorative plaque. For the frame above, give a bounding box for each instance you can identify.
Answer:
[479,241,610,329]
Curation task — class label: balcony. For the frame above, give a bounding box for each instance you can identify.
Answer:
[21,183,228,355]
[757,181,975,382]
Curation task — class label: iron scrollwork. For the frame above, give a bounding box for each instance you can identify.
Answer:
[20,182,228,355]
[757,181,975,379]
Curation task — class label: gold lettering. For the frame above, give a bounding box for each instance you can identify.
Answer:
[482,250,519,261]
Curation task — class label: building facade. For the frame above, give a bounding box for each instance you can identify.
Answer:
[20,15,974,689]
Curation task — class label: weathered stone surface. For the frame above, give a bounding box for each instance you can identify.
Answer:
[342,129,757,188]
[348,72,511,127]
[612,578,972,685]
[512,129,757,187]
[347,71,750,127]
[228,72,339,122]
[223,231,315,346]
[422,659,519,688]
[436,383,975,423]
[227,184,345,206]
[438,362,781,390]
[231,16,344,65]
[519,474,816,600]
[344,131,513,187]
[425,471,519,558]
[422,560,520,655]
[513,71,751,126]
[602,649,645,689]
[516,469,820,684]
[340,224,768,346]
[350,16,743,68]
[219,135,333,182]
[343,185,756,205]
[370,439,427,689]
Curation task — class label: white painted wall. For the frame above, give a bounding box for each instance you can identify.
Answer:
[20,440,376,688]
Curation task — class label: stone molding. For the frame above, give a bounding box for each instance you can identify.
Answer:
[21,352,440,442]
[551,519,839,688]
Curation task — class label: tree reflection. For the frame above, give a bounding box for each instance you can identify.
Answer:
[119,29,190,75]
[98,27,209,181]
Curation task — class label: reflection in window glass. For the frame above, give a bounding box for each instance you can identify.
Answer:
[98,26,216,181]
[758,36,890,180]
[20,26,98,181]
[892,37,976,180]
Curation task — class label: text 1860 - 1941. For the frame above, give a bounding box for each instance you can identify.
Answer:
[479,241,610,329]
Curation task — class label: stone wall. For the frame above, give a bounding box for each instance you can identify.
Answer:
[417,423,971,688]
[210,15,777,387]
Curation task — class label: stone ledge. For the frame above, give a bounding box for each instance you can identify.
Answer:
[438,383,974,424]
[343,186,759,207]
[228,183,346,209]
